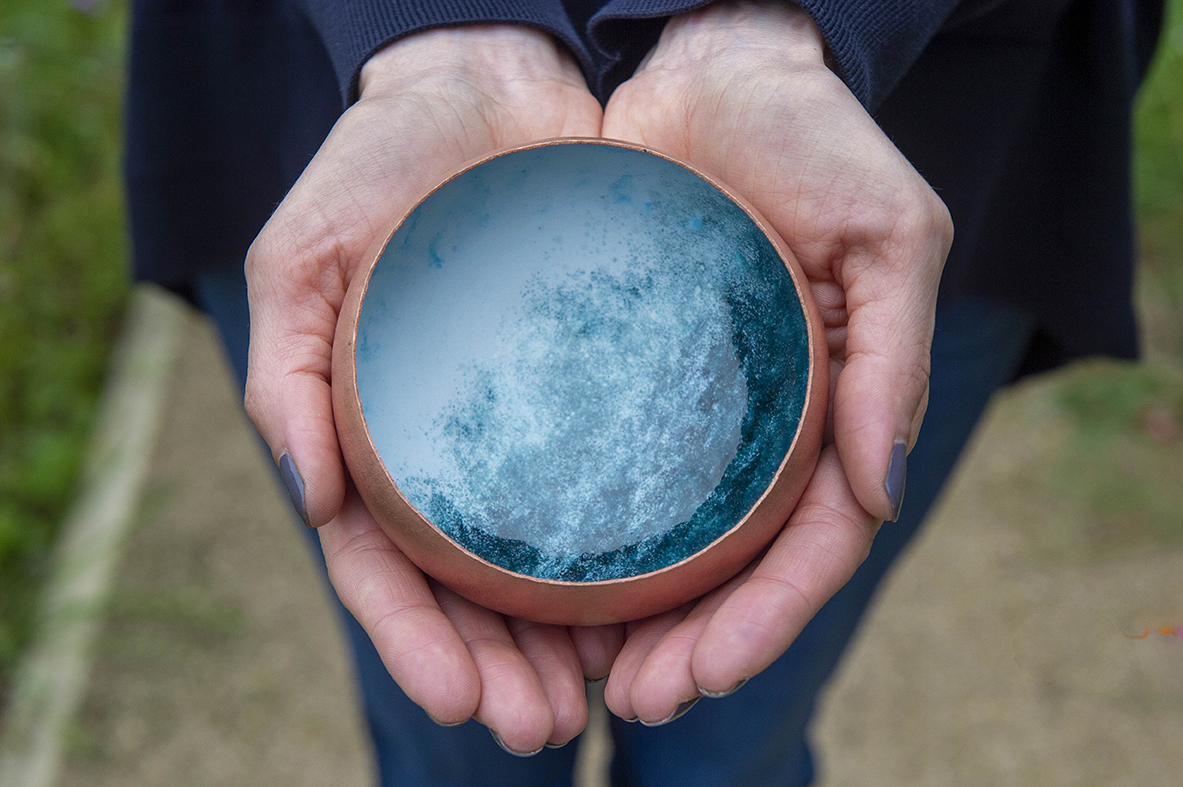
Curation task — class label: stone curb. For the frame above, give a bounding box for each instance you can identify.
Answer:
[0,286,184,787]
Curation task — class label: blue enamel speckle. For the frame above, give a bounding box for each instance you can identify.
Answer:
[427,234,444,268]
[356,143,809,582]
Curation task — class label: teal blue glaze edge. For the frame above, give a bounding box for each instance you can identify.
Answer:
[360,141,811,583]
[423,194,809,582]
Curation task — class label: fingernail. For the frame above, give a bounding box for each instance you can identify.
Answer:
[490,729,543,758]
[279,451,310,528]
[699,678,748,699]
[428,715,465,728]
[545,740,570,749]
[885,439,907,522]
[585,675,607,684]
[639,696,700,727]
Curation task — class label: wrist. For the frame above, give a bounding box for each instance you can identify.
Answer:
[641,1,828,78]
[359,26,583,103]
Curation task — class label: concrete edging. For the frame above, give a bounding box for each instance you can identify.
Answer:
[0,286,185,787]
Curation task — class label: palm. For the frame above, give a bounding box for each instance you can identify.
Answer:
[596,2,951,723]
[244,27,611,753]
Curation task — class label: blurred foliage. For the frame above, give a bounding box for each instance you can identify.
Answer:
[1134,0,1183,225]
[1056,362,1182,438]
[0,0,130,701]
[1133,0,1183,362]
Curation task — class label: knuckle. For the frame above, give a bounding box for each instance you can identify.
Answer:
[843,178,952,270]
[912,188,954,257]
[242,232,269,280]
[901,353,932,397]
[242,379,268,430]
[931,192,954,248]
[891,187,950,249]
[245,203,354,300]
[838,187,951,290]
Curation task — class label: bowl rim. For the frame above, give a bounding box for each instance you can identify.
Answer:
[332,136,828,622]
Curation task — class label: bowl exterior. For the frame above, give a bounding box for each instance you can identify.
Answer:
[332,138,828,626]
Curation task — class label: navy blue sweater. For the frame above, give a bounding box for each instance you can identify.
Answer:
[125,0,1163,372]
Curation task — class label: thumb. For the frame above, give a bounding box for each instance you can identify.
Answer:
[832,204,951,522]
[243,226,349,528]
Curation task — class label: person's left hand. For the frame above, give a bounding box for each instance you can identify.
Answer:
[243,26,621,753]
[597,0,952,724]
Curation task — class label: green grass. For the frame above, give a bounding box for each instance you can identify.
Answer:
[1133,0,1183,363]
[1055,362,1182,438]
[0,0,130,703]
[1052,361,1183,555]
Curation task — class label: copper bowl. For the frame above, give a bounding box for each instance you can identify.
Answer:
[332,139,827,625]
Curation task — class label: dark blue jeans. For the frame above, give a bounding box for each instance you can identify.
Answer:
[195,264,1034,787]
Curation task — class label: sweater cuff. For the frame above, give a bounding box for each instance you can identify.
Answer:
[794,0,959,109]
[587,0,714,99]
[297,0,591,105]
[588,0,961,110]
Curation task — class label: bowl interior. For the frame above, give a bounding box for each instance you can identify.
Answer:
[355,142,810,582]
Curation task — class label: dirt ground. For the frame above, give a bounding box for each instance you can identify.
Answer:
[54,302,1183,786]
[56,307,372,787]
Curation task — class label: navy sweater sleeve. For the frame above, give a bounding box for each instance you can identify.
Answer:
[295,0,592,103]
[585,0,966,108]
[791,0,963,108]
[301,0,970,110]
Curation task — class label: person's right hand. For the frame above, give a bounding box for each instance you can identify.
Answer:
[597,0,953,724]
[243,26,614,754]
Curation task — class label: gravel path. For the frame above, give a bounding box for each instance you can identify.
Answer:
[56,305,372,787]
[50,299,1183,786]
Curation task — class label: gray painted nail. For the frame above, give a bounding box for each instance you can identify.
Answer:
[279,451,310,528]
[640,696,700,727]
[490,729,543,757]
[429,715,465,728]
[885,439,907,522]
[699,678,748,699]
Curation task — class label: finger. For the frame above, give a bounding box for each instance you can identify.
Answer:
[754,149,949,523]
[568,624,625,681]
[434,587,555,756]
[506,618,589,747]
[319,489,480,724]
[244,246,346,529]
[627,567,754,724]
[241,119,384,528]
[603,608,689,722]
[831,188,950,519]
[690,446,881,694]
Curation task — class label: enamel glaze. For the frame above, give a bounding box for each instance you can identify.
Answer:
[334,139,826,624]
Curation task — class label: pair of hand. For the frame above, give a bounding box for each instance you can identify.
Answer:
[244,1,951,754]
